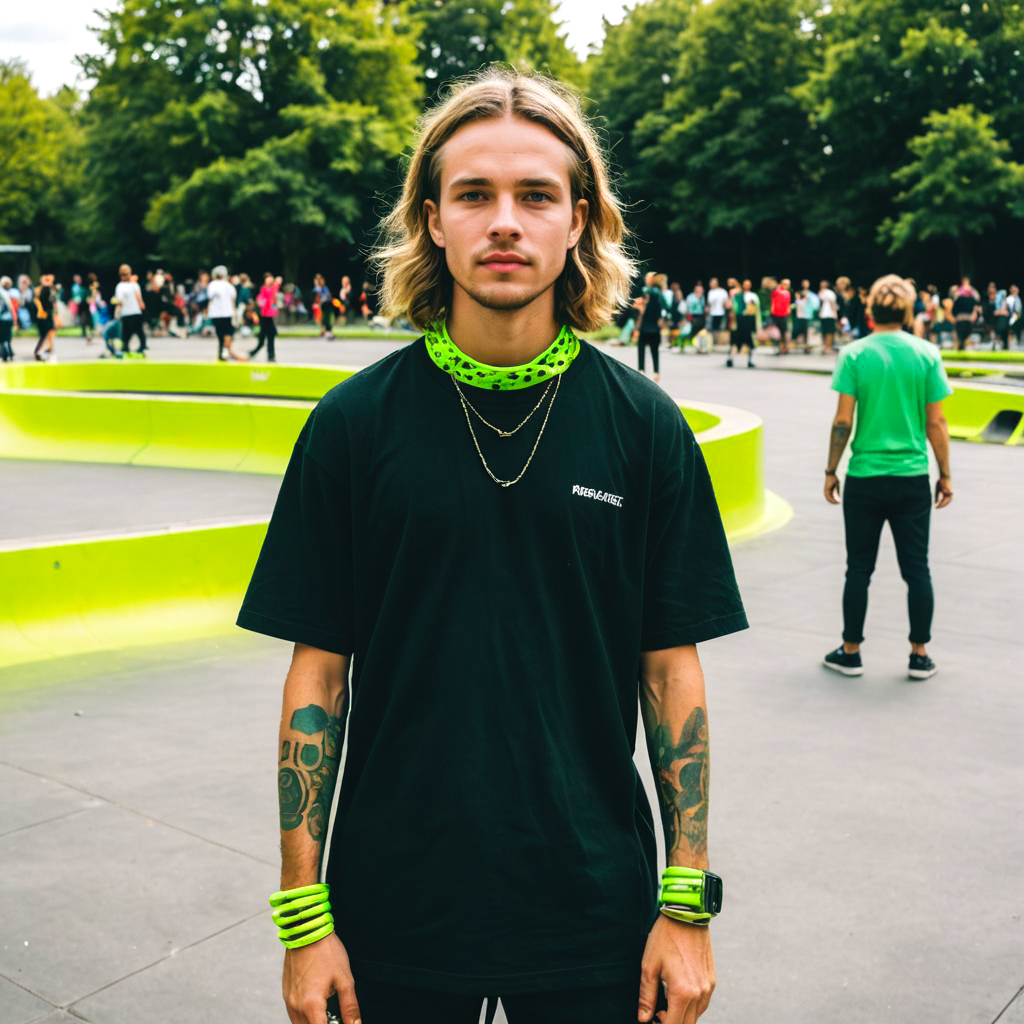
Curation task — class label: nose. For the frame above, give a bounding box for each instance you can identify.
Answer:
[486,193,524,240]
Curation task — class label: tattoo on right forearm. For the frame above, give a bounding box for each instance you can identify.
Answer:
[827,421,851,471]
[278,691,347,840]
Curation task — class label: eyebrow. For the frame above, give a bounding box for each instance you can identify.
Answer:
[448,176,563,191]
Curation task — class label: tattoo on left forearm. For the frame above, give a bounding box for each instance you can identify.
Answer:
[827,421,851,471]
[646,704,710,861]
[278,694,346,841]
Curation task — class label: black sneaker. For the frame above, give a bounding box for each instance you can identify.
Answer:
[908,653,937,680]
[823,644,863,676]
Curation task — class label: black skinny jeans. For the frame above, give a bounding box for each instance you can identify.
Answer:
[251,315,277,359]
[327,975,669,1024]
[842,473,934,645]
[637,328,660,373]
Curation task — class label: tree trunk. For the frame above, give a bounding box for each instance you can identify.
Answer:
[282,232,300,287]
[956,234,974,280]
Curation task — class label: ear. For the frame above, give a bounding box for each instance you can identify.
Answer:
[569,198,589,249]
[423,199,444,249]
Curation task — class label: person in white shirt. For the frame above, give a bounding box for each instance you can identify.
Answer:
[1007,284,1022,347]
[793,280,819,353]
[818,280,838,354]
[706,276,729,348]
[114,264,147,357]
[207,264,247,362]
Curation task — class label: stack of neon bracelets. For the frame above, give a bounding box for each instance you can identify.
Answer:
[269,883,334,949]
[658,866,712,925]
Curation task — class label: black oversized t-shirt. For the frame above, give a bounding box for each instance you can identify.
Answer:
[236,334,748,994]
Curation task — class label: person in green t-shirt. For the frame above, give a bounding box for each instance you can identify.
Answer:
[822,274,954,682]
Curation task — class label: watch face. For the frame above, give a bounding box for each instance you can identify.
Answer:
[704,872,724,914]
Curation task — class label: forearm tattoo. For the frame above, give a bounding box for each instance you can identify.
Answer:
[827,421,852,471]
[278,693,346,841]
[646,704,710,862]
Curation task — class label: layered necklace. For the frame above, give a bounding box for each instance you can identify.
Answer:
[424,318,581,487]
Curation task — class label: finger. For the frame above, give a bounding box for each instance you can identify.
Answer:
[637,963,661,1022]
[336,980,362,1024]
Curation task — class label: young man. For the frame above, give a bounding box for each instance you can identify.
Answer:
[792,279,817,352]
[634,269,665,381]
[818,279,838,354]
[769,277,792,354]
[725,279,758,368]
[822,274,953,681]
[114,264,147,357]
[705,276,728,349]
[951,277,978,351]
[236,67,747,1024]
[208,264,246,361]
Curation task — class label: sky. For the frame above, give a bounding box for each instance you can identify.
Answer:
[0,0,637,98]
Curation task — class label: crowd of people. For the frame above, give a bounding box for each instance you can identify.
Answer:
[617,272,1023,381]
[0,266,388,363]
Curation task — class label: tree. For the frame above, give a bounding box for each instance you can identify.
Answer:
[388,0,584,104]
[632,0,816,273]
[799,0,1024,255]
[584,0,696,273]
[881,105,1024,277]
[0,61,84,273]
[77,0,422,278]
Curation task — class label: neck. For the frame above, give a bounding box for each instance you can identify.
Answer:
[446,288,562,366]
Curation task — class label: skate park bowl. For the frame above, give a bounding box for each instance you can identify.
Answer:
[0,359,790,669]
[942,383,1024,445]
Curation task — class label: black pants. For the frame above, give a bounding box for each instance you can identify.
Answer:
[336,976,669,1024]
[121,314,146,352]
[0,320,12,360]
[251,315,277,359]
[842,474,933,645]
[637,329,660,373]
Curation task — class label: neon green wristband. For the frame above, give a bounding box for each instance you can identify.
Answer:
[269,883,328,907]
[281,919,335,949]
[658,866,723,924]
[279,911,334,940]
[272,899,332,927]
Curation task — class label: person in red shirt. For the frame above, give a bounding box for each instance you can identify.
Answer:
[770,278,792,354]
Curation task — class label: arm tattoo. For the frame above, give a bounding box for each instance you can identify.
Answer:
[644,703,710,862]
[278,692,347,841]
[827,421,851,472]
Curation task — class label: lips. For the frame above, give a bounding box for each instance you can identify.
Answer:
[482,255,528,265]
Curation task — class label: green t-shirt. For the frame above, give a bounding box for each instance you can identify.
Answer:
[831,329,953,477]
[236,335,748,994]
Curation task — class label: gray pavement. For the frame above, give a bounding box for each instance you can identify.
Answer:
[1,336,1022,1023]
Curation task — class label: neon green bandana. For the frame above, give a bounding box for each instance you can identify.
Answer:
[424,318,580,391]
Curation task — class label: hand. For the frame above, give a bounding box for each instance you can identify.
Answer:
[935,475,953,508]
[824,472,840,504]
[638,914,715,1024]
[283,932,362,1024]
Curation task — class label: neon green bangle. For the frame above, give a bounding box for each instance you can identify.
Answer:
[281,919,335,949]
[278,911,334,940]
[272,899,332,927]
[659,906,712,926]
[269,883,328,907]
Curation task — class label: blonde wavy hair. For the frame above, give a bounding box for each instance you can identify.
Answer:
[365,64,640,333]
[867,274,916,327]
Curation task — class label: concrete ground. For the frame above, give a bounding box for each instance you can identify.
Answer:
[1,335,1022,1024]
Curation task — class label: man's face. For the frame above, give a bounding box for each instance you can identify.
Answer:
[425,115,588,317]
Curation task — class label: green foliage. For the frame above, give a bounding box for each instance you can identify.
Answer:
[391,0,584,103]
[0,61,84,266]
[634,0,815,239]
[78,0,422,272]
[881,104,1024,268]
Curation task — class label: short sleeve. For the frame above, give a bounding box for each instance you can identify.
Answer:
[641,402,749,651]
[235,406,355,655]
[832,349,857,396]
[925,352,953,404]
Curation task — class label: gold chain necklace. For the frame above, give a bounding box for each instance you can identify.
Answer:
[451,375,553,437]
[450,372,561,487]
